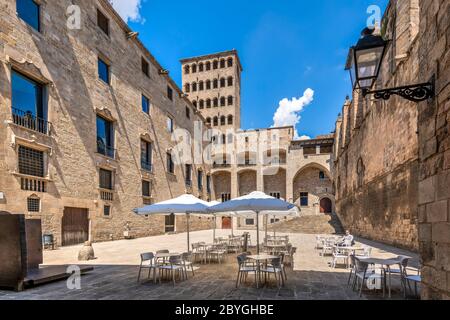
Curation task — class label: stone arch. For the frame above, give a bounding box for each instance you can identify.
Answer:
[238,169,257,196]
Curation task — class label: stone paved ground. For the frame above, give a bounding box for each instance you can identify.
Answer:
[0,230,419,300]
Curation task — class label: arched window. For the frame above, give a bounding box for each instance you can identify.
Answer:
[185,83,190,93]
[213,60,218,69]
[199,81,204,91]
[192,100,197,108]
[227,76,233,86]
[199,100,204,109]
[206,80,211,90]
[213,79,218,89]
[213,117,218,126]
[192,64,197,73]
[220,97,226,107]
[227,58,233,67]
[199,62,204,72]
[213,98,219,107]
[192,82,197,92]
[184,65,190,74]
[227,96,234,106]
[206,61,211,71]
[206,117,211,125]
[206,99,212,108]
[220,59,226,68]
[228,115,233,125]
[220,78,226,88]
[220,116,226,126]
[357,158,365,189]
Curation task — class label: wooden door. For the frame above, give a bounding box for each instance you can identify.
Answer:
[165,214,175,233]
[222,217,232,229]
[62,208,89,246]
[320,198,332,214]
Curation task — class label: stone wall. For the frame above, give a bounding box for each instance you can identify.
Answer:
[416,0,450,300]
[0,0,212,244]
[333,0,420,251]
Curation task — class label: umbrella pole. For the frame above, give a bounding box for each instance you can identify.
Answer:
[256,211,260,254]
[273,215,276,237]
[265,215,268,244]
[187,213,191,253]
[213,215,216,243]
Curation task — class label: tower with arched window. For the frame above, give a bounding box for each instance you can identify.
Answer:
[180,50,242,131]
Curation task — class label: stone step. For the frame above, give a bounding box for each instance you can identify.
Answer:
[268,214,345,235]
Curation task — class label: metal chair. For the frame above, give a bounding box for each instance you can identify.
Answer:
[180,252,195,278]
[236,254,257,288]
[158,255,185,286]
[400,263,421,298]
[208,244,227,264]
[331,246,350,269]
[137,252,157,283]
[261,257,285,288]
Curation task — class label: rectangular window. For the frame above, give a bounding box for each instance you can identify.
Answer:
[96,115,115,158]
[167,86,173,101]
[300,192,309,207]
[245,219,255,225]
[17,0,40,31]
[185,164,192,186]
[142,94,150,114]
[142,180,151,197]
[319,171,326,180]
[99,169,113,190]
[141,58,149,77]
[141,140,152,172]
[98,57,110,84]
[221,193,231,203]
[18,146,44,177]
[97,9,109,35]
[186,107,190,119]
[27,197,40,212]
[104,205,111,217]
[167,153,174,174]
[270,192,281,199]
[167,117,174,133]
[11,71,48,134]
[197,170,203,190]
[206,175,211,194]
[303,146,317,155]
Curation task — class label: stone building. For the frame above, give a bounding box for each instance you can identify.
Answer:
[0,0,214,246]
[333,0,450,299]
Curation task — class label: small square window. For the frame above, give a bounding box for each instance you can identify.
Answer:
[167,86,173,101]
[104,205,111,217]
[98,58,110,84]
[300,192,309,207]
[97,9,109,35]
[27,197,40,212]
[142,180,151,197]
[17,0,40,31]
[245,219,255,225]
[142,58,149,77]
[142,95,150,114]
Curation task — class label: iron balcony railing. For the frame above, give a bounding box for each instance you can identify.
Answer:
[97,142,116,159]
[12,108,51,135]
[141,159,153,172]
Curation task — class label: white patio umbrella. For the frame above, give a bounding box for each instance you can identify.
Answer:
[208,192,299,253]
[133,194,212,252]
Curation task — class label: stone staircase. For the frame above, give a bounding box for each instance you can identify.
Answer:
[268,214,345,235]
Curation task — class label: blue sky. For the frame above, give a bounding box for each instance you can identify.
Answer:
[115,0,389,138]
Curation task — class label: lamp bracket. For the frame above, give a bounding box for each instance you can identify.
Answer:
[362,77,435,102]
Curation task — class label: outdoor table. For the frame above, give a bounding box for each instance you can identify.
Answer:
[198,244,214,264]
[359,257,403,298]
[247,254,278,288]
[155,252,181,264]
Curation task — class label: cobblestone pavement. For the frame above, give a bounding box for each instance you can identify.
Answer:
[0,230,419,300]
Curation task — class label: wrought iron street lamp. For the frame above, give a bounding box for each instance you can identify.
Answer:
[346,27,435,102]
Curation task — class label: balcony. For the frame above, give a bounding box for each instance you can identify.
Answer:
[20,176,47,193]
[141,160,153,172]
[12,108,51,135]
[97,142,116,159]
[100,189,114,201]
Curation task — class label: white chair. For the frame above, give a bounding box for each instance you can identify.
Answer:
[158,255,186,286]
[331,247,350,269]
[208,244,227,264]
[353,258,386,297]
[180,252,195,278]
[355,246,372,258]
[261,257,285,288]
[137,252,157,283]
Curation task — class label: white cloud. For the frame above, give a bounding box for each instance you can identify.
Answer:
[272,88,314,139]
[298,135,311,141]
[109,0,144,23]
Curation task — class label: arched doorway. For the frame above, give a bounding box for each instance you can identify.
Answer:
[320,198,332,214]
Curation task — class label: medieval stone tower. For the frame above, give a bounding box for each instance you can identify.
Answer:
[180,50,242,132]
